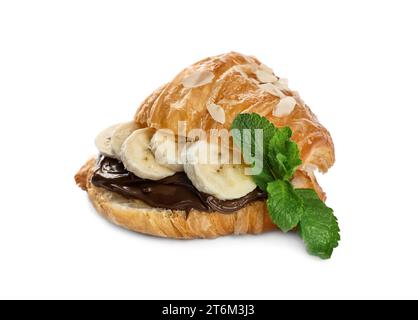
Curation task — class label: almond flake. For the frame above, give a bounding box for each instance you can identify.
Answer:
[256,69,278,83]
[182,70,215,88]
[273,96,297,117]
[292,90,305,106]
[259,83,285,98]
[207,103,225,124]
[259,63,274,74]
[274,78,289,91]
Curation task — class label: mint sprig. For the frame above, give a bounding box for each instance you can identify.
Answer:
[232,113,340,259]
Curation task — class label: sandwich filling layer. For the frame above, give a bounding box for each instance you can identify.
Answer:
[92,156,267,213]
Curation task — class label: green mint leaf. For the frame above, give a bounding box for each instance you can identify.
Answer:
[232,113,277,191]
[285,141,303,179]
[296,189,340,259]
[231,113,277,158]
[267,180,303,232]
[269,152,287,180]
[268,128,302,181]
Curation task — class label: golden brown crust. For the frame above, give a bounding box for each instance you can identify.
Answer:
[75,158,325,239]
[135,52,334,172]
[135,84,167,128]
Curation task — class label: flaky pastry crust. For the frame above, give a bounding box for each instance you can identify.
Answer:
[135,52,335,173]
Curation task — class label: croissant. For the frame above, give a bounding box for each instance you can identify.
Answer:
[75,52,334,239]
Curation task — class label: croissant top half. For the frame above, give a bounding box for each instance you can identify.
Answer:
[135,52,335,173]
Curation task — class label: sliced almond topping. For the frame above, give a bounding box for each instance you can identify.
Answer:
[273,96,297,117]
[256,69,278,83]
[259,83,285,98]
[207,103,226,124]
[292,90,305,106]
[182,70,215,88]
[274,78,289,91]
[278,78,289,86]
[259,63,274,74]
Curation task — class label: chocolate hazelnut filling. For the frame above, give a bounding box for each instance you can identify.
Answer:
[92,156,266,213]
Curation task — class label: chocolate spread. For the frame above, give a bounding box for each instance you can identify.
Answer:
[91,156,266,213]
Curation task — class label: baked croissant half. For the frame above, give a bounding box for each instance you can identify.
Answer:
[75,52,335,241]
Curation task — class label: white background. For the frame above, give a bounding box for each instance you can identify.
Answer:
[0,0,417,300]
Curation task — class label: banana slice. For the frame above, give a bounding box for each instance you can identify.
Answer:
[111,121,141,159]
[150,129,184,172]
[183,141,257,200]
[121,128,176,180]
[95,124,120,158]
